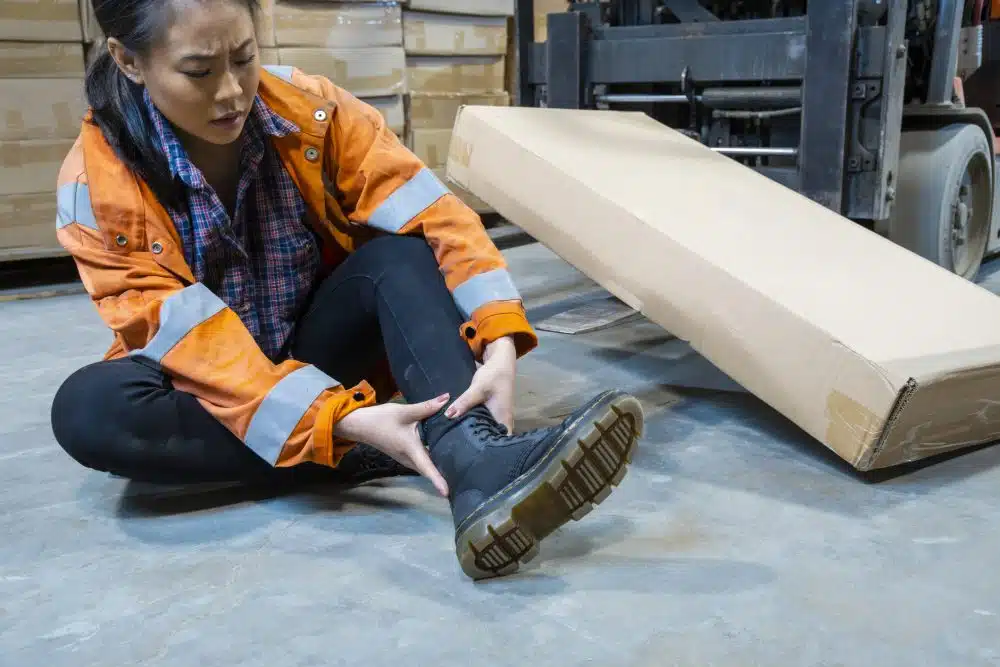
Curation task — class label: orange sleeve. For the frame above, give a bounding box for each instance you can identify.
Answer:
[308,76,539,360]
[54,166,371,470]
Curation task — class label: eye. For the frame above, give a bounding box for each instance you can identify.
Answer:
[183,69,211,79]
[235,53,256,66]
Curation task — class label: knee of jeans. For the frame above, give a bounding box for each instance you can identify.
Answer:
[50,364,129,470]
[363,235,438,275]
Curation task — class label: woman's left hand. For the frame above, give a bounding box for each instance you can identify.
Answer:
[445,335,517,433]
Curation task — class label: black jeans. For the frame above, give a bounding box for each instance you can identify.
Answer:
[50,236,479,484]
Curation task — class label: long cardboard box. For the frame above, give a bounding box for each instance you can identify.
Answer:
[405,0,513,15]
[403,11,507,56]
[277,46,405,97]
[0,192,62,261]
[433,167,491,214]
[0,41,86,78]
[273,1,402,47]
[409,90,507,129]
[406,55,505,93]
[447,105,1000,471]
[0,138,73,197]
[0,0,82,41]
[0,78,87,141]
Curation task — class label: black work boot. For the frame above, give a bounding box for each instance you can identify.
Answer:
[422,389,643,580]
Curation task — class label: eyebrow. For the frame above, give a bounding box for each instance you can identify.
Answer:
[179,37,254,62]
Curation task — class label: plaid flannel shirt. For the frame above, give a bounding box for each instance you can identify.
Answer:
[144,91,321,360]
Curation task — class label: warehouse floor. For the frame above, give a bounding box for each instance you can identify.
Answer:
[3,241,1000,667]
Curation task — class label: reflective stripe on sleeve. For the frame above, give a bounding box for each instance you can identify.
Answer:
[244,365,340,464]
[452,268,522,320]
[55,182,98,231]
[367,167,450,233]
[130,283,227,363]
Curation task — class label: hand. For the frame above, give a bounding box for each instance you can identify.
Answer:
[445,336,517,432]
[333,393,450,497]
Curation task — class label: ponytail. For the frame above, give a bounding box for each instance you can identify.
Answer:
[84,43,180,209]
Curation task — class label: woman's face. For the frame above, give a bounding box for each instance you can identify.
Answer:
[114,0,261,146]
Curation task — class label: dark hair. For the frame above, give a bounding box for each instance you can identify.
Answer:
[85,0,259,209]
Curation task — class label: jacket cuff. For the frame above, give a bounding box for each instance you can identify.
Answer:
[313,380,378,467]
[459,301,539,361]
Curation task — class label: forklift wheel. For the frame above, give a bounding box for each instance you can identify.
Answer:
[888,123,993,280]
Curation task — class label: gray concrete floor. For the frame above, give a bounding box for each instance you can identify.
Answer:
[3,242,1000,667]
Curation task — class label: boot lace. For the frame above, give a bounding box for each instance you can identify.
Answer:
[470,414,510,441]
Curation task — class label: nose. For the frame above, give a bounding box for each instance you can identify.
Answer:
[216,68,243,104]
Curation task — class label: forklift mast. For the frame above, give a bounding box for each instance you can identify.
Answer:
[514,0,1000,234]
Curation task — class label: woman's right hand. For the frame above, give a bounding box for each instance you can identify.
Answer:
[332,393,451,497]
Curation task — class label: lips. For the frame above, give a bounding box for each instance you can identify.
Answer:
[210,111,243,126]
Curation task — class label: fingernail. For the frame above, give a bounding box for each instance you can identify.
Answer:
[445,408,455,418]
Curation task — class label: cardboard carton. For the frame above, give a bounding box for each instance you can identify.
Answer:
[0,78,87,141]
[405,55,505,93]
[364,94,405,134]
[405,0,513,15]
[259,47,280,65]
[277,46,405,97]
[0,42,86,78]
[0,192,62,262]
[273,1,402,47]
[257,0,276,47]
[532,0,567,42]
[0,0,82,41]
[408,127,451,167]
[403,10,507,55]
[408,90,507,129]
[0,138,74,197]
[447,105,1000,471]
[79,0,102,43]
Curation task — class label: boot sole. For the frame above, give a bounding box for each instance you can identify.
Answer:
[454,390,643,581]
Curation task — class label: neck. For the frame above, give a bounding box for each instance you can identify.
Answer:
[181,133,242,186]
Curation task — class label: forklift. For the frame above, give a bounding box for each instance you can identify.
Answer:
[514,0,1000,280]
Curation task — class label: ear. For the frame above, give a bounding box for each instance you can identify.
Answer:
[107,37,145,85]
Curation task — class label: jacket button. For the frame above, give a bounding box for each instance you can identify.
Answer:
[353,392,365,401]
[464,326,476,338]
[313,108,328,122]
[150,241,163,254]
[304,147,319,161]
[115,233,127,246]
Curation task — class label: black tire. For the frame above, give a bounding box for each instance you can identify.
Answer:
[888,123,993,280]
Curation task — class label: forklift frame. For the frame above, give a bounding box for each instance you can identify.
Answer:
[513,0,994,227]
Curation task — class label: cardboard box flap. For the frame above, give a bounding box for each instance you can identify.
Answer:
[447,105,1000,470]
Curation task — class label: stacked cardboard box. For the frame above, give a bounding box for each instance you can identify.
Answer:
[264,0,406,135]
[0,2,89,262]
[402,0,512,213]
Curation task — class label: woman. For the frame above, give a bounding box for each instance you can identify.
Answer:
[50,0,644,580]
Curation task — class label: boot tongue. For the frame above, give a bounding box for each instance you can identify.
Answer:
[420,404,497,450]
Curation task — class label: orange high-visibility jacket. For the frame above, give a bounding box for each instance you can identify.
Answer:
[54,66,539,470]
